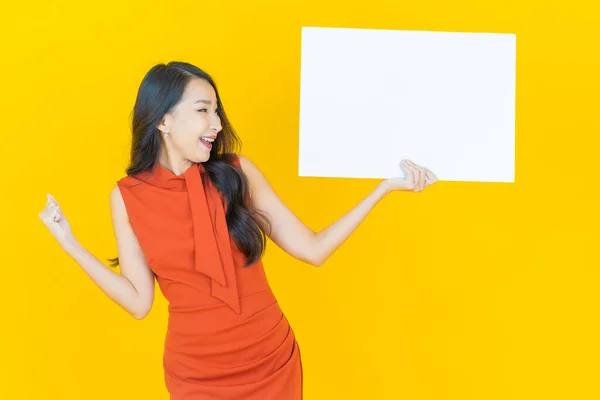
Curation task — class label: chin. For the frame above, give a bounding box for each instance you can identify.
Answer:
[194,152,211,163]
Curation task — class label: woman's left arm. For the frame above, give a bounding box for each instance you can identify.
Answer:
[238,156,436,267]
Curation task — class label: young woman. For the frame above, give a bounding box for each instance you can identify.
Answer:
[38,61,437,399]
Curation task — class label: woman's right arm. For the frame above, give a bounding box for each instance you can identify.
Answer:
[59,187,155,319]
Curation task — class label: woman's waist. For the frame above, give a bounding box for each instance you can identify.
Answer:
[166,288,282,336]
[163,308,297,383]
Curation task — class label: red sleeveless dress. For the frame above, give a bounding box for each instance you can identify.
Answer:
[116,155,303,399]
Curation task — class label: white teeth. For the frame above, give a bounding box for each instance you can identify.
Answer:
[201,137,214,143]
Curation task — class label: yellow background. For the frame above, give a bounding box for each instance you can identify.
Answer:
[1,0,599,399]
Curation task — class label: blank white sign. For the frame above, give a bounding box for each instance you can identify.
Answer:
[298,27,516,182]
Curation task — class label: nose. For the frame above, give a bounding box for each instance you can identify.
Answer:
[210,113,222,133]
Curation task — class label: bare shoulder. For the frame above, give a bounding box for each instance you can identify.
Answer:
[110,185,124,208]
[236,154,252,170]
[109,185,128,220]
[236,154,264,177]
[236,155,268,198]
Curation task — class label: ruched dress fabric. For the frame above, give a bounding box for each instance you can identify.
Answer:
[116,155,302,399]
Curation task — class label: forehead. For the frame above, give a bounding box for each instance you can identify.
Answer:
[181,78,216,102]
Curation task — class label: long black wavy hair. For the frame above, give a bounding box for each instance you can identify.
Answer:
[107,61,270,268]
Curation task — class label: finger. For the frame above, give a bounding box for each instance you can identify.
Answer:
[40,206,59,223]
[420,167,428,191]
[401,160,417,190]
[399,160,410,176]
[424,168,438,186]
[40,208,54,223]
[40,211,54,226]
[47,194,62,210]
[41,204,59,216]
[40,205,53,217]
[413,167,421,191]
[407,161,431,190]
[407,160,425,173]
[47,195,59,208]
[399,160,408,174]
[415,167,423,191]
[404,160,422,191]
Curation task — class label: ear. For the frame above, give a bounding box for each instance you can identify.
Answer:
[157,115,171,134]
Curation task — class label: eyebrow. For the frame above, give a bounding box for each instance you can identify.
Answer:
[194,99,212,105]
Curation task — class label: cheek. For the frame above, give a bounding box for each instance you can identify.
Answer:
[186,113,209,131]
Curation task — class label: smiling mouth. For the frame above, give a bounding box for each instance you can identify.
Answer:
[200,137,214,149]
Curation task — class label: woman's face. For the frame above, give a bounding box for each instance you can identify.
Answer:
[160,78,222,164]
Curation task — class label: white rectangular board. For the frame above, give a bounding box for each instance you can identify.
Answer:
[298,27,516,182]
